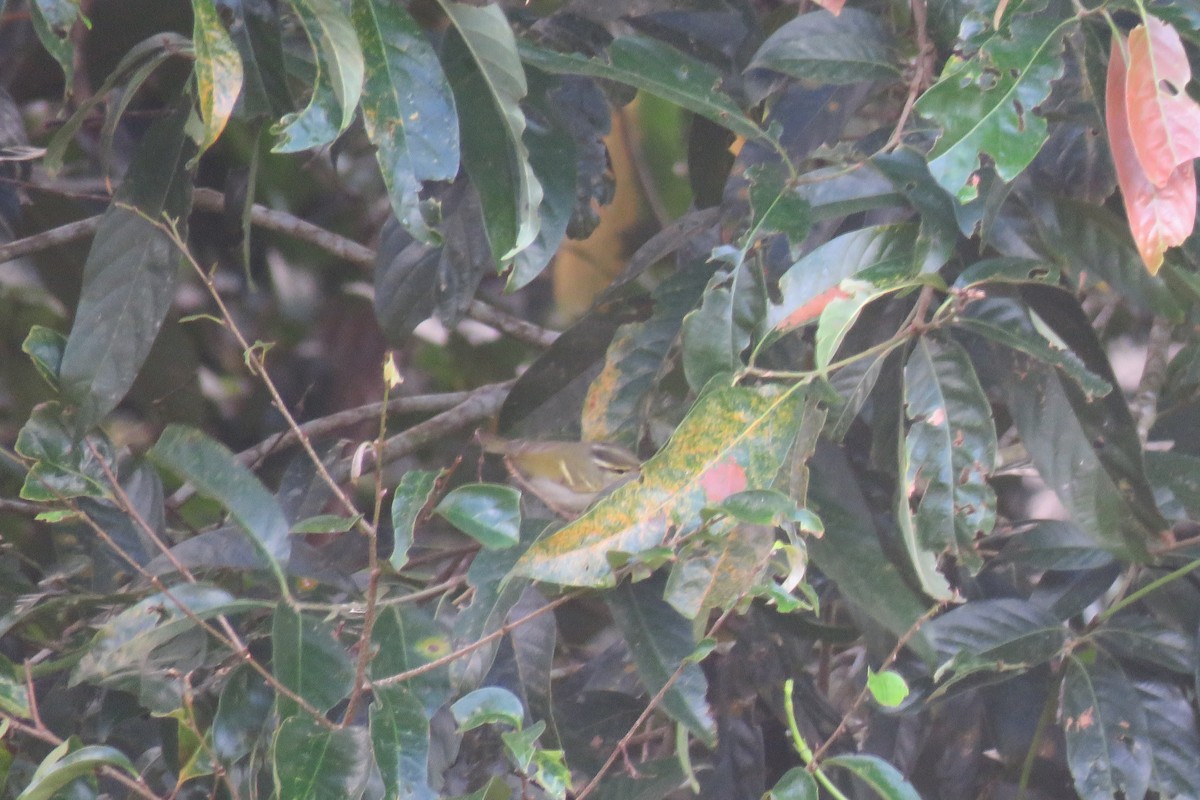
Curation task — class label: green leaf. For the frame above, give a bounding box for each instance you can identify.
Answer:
[745,163,811,250]
[351,0,458,242]
[0,658,30,717]
[768,767,819,799]
[15,745,136,800]
[508,589,560,746]
[1062,652,1151,800]
[451,686,525,730]
[21,325,66,390]
[746,8,900,85]
[1146,451,1200,521]
[270,604,355,717]
[273,717,370,798]
[902,336,996,573]
[925,598,1066,677]
[15,402,116,501]
[515,381,808,587]
[605,577,716,746]
[439,0,541,262]
[272,0,364,152]
[915,11,1075,200]
[192,0,244,153]
[1135,679,1200,800]
[866,668,910,708]
[390,469,440,570]
[681,261,765,391]
[435,483,521,549]
[28,0,82,91]
[707,489,814,527]
[815,277,911,371]
[149,425,292,567]
[664,520,775,618]
[212,667,273,763]
[370,604,452,714]
[371,685,436,800]
[823,754,923,800]
[57,97,196,435]
[517,36,768,145]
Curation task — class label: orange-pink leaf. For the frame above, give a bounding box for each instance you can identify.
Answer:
[1107,35,1197,274]
[699,459,747,503]
[811,0,846,14]
[1125,16,1200,187]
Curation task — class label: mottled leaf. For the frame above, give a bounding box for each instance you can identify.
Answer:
[16,402,116,502]
[192,0,244,153]
[515,382,808,587]
[1062,651,1152,800]
[664,521,775,618]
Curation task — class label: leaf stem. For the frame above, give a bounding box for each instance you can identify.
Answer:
[783,679,852,800]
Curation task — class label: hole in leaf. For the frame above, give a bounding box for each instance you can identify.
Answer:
[1013,99,1026,132]
[1159,79,1180,97]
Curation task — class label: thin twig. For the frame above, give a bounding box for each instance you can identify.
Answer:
[466,300,558,349]
[886,0,933,151]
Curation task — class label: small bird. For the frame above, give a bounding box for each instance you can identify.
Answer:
[477,432,640,516]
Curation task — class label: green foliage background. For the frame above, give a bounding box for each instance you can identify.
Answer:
[1,0,1199,798]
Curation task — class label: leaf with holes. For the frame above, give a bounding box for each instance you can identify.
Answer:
[1106,33,1196,273]
[1125,16,1200,187]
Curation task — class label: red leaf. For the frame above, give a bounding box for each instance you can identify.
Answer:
[1125,17,1200,187]
[1107,35,1197,274]
[699,459,747,503]
[777,286,848,332]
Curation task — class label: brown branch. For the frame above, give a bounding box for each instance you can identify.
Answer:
[1131,316,1173,445]
[467,300,559,349]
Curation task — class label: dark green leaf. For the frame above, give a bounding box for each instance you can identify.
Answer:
[517,36,767,145]
[509,588,560,747]
[1135,679,1200,800]
[605,577,716,745]
[272,0,364,152]
[15,745,136,800]
[451,686,525,730]
[1146,452,1200,521]
[823,754,923,800]
[902,335,996,573]
[746,164,810,249]
[435,483,521,549]
[1062,652,1151,800]
[149,425,292,567]
[953,257,1058,288]
[924,598,1066,676]
[440,0,541,262]
[273,717,370,799]
[290,513,359,533]
[212,667,273,763]
[806,442,936,665]
[352,0,458,241]
[999,520,1116,570]
[747,8,900,85]
[1094,614,1193,674]
[58,98,196,435]
[390,469,440,571]
[958,296,1109,398]
[271,605,354,717]
[915,10,1074,200]
[371,685,436,800]
[16,402,116,502]
[224,0,292,119]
